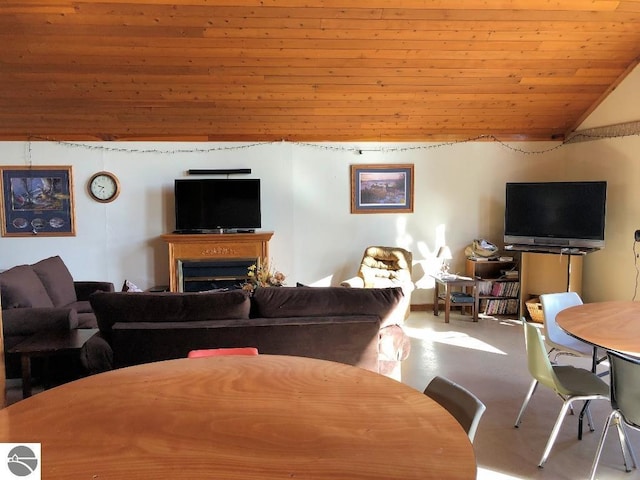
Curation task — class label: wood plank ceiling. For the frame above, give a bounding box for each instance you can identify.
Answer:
[0,1,639,142]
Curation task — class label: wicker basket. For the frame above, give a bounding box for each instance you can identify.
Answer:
[525,297,544,323]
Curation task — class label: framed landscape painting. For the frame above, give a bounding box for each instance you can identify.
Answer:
[350,164,414,214]
[0,166,76,237]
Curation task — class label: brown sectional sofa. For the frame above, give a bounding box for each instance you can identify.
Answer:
[0,255,114,352]
[83,286,410,377]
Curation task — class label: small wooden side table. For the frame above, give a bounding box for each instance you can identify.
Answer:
[7,328,98,398]
[432,274,479,323]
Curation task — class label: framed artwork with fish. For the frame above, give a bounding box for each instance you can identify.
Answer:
[0,166,76,237]
[350,164,414,214]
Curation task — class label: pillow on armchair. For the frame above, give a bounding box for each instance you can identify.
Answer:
[342,247,413,290]
[121,280,143,292]
[0,265,54,309]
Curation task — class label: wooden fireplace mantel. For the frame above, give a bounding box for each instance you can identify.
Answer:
[161,231,274,292]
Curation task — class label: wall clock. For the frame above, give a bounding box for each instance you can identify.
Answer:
[88,171,120,203]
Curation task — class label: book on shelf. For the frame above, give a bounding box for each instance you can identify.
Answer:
[477,280,493,295]
[483,280,520,298]
[480,298,519,315]
[502,270,519,279]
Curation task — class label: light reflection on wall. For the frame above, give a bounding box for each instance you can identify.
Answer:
[413,223,448,291]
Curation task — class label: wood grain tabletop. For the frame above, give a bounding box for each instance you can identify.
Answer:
[557,301,640,357]
[0,354,476,479]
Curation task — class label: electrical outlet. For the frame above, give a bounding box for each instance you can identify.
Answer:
[635,230,640,242]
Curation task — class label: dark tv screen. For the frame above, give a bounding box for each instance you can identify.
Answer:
[504,181,606,249]
[174,179,261,232]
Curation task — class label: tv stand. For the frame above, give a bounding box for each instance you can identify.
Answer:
[505,244,599,255]
[519,250,585,321]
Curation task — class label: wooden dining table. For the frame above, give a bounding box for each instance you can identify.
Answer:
[556,301,640,357]
[0,354,477,479]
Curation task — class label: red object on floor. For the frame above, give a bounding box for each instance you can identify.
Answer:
[187,347,259,358]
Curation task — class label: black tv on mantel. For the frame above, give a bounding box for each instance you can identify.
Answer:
[504,181,607,250]
[174,178,261,233]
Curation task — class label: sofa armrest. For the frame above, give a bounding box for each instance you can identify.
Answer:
[74,281,115,301]
[2,307,79,337]
[340,276,364,288]
[379,324,411,362]
[80,331,114,374]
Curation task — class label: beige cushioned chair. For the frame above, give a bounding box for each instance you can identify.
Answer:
[341,246,414,318]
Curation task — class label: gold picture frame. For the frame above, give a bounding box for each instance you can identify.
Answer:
[0,165,76,237]
[350,164,414,214]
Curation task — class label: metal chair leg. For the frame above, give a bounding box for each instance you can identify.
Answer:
[624,426,639,469]
[515,379,538,427]
[578,400,595,440]
[589,411,638,480]
[615,416,637,472]
[586,403,595,432]
[539,400,573,467]
[589,410,614,480]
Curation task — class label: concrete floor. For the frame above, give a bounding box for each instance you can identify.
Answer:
[402,310,640,480]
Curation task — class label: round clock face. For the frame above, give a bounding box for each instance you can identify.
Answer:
[88,171,120,203]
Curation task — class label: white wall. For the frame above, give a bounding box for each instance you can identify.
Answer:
[578,65,640,130]
[566,63,640,302]
[0,64,638,306]
[0,138,566,306]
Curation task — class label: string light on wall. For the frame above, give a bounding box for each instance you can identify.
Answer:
[26,127,640,157]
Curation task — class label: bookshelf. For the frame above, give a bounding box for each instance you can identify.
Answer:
[466,258,519,317]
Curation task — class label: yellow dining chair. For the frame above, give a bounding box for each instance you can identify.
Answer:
[514,319,609,468]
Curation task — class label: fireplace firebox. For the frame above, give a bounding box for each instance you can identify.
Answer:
[179,259,256,292]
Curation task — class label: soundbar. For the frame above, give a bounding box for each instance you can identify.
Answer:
[188,169,251,175]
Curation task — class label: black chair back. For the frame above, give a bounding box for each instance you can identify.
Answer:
[609,351,640,428]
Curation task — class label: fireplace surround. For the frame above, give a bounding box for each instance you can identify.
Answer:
[161,232,273,292]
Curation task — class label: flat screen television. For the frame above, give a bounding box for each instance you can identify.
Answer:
[504,181,607,250]
[174,178,261,233]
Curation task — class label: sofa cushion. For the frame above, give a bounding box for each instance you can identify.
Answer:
[252,286,403,319]
[0,264,54,309]
[90,290,251,334]
[69,299,93,314]
[77,311,98,329]
[32,255,77,307]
